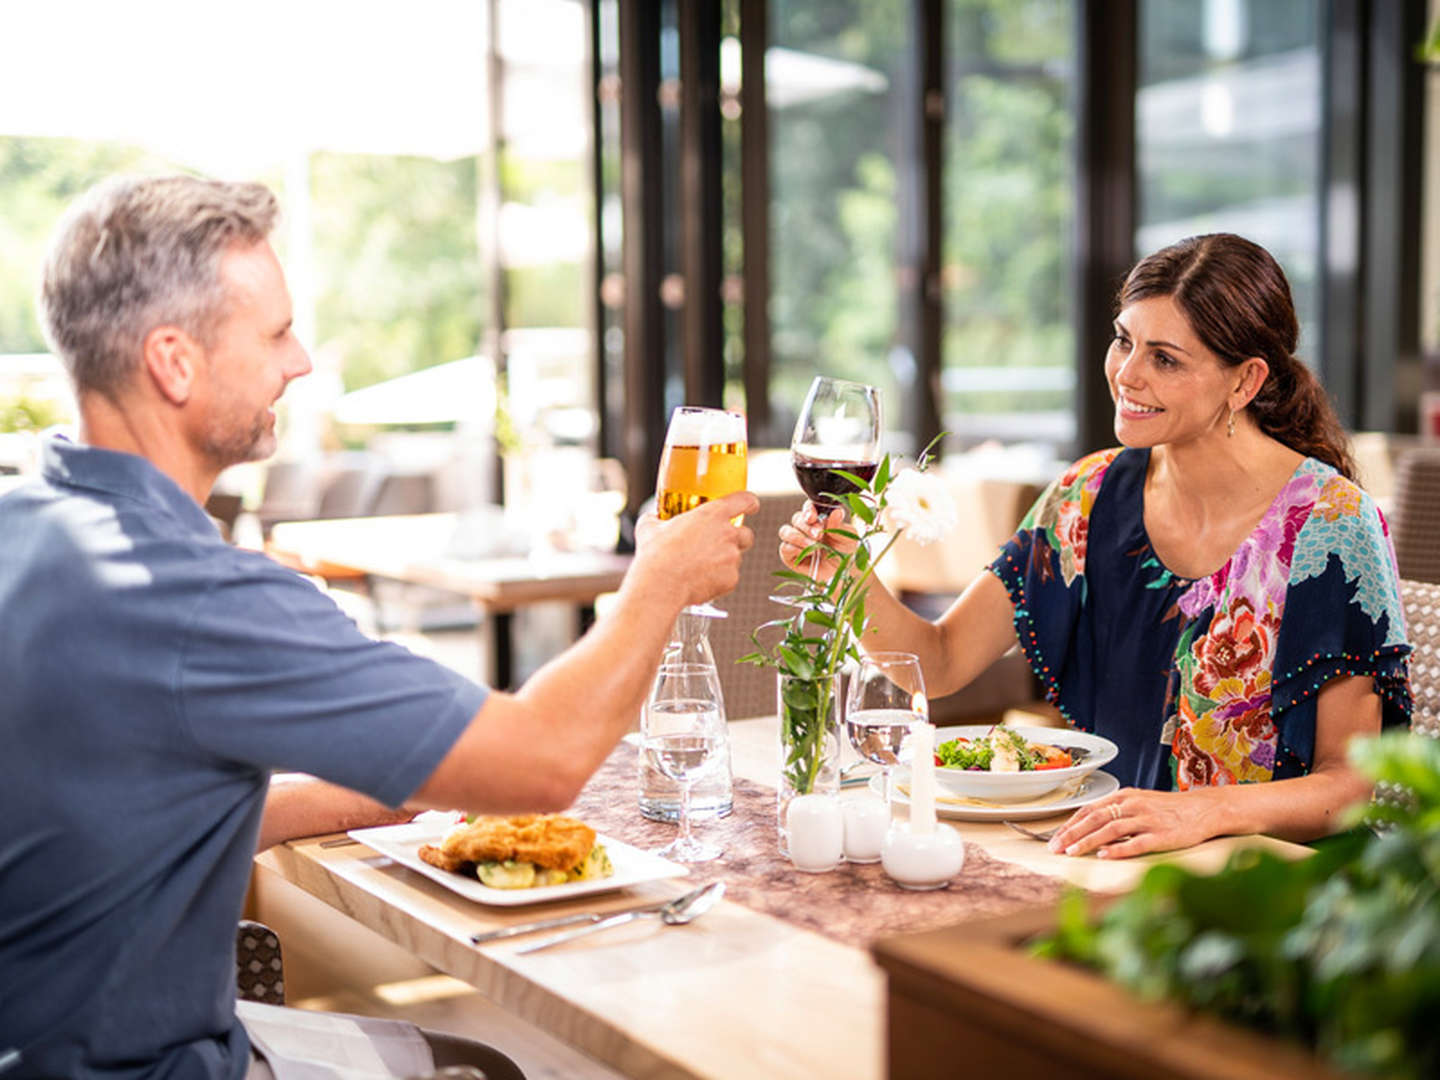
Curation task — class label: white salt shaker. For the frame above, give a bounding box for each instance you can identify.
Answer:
[841,797,889,864]
[786,794,844,872]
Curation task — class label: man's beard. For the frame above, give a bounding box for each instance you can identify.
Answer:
[202,409,275,468]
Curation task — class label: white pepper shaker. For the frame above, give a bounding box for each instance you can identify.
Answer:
[785,794,844,872]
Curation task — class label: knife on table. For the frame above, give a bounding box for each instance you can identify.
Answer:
[471,892,688,945]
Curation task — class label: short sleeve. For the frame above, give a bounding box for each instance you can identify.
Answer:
[177,555,487,807]
[1270,479,1411,771]
[986,449,1120,722]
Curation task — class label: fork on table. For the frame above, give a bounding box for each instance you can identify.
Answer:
[1002,820,1059,843]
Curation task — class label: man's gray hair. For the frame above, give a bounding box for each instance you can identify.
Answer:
[38,175,279,399]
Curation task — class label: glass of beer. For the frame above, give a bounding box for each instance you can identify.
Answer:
[656,405,748,618]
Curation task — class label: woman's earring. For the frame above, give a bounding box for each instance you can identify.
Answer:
[1227,409,1236,438]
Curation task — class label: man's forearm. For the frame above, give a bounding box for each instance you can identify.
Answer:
[258,773,413,851]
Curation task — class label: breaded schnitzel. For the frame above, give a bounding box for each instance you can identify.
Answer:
[419,813,596,874]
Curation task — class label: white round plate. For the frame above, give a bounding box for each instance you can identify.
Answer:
[873,769,1120,822]
[901,725,1119,802]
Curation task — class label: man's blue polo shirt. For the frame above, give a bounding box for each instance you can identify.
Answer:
[0,437,486,1079]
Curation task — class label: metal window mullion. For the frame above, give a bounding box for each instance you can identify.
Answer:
[1319,0,1365,427]
[918,0,943,456]
[1361,0,1426,432]
[679,0,725,408]
[619,0,668,511]
[1072,0,1137,457]
[739,0,772,442]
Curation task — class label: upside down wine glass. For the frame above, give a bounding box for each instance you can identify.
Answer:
[655,405,748,618]
[640,662,727,862]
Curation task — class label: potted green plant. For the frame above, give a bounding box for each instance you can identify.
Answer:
[872,732,1440,1079]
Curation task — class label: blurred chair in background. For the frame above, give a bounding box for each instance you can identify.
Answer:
[1390,448,1440,585]
[1400,578,1439,740]
[708,492,805,720]
[255,460,324,538]
[315,452,388,520]
[204,491,244,543]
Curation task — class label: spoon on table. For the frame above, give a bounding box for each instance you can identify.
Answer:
[515,881,725,954]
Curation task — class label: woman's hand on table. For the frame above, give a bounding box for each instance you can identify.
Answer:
[1046,787,1224,859]
[778,503,851,581]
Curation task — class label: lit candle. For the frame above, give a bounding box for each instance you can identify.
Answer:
[908,719,936,835]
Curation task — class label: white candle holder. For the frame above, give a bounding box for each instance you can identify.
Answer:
[881,820,966,890]
[785,794,844,873]
[841,796,889,864]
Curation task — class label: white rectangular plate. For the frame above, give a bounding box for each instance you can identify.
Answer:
[346,821,688,907]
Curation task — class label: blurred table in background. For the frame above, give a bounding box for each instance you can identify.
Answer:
[267,513,630,688]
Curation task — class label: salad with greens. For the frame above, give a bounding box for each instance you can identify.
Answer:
[936,726,1079,772]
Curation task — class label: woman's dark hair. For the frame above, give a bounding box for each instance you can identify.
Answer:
[1118,233,1356,481]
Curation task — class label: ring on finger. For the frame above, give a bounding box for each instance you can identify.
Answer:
[1107,803,1122,823]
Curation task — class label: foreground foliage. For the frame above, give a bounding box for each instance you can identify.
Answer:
[1034,732,1440,1079]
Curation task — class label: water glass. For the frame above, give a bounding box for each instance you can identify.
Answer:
[844,652,928,807]
[640,662,727,862]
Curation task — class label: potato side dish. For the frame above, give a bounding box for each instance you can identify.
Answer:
[418,813,614,889]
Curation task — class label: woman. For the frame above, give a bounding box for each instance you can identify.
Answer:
[781,233,1411,859]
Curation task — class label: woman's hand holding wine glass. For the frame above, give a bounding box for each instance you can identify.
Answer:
[778,376,881,585]
[778,502,852,582]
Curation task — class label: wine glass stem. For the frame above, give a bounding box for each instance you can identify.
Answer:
[676,778,695,846]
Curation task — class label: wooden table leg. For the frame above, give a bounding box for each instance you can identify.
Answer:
[492,611,514,689]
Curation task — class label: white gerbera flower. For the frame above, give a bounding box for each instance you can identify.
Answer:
[879,468,957,545]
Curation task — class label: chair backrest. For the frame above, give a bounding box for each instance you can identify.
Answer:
[204,492,244,542]
[709,492,806,720]
[256,460,323,537]
[1390,448,1440,585]
[1401,578,1440,739]
[235,919,284,1004]
[316,454,388,519]
[369,471,435,517]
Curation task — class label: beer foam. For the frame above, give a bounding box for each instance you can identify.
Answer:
[666,408,746,446]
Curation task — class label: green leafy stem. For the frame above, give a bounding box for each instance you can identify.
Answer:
[741,438,939,795]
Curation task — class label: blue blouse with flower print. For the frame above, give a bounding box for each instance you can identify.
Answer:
[986,447,1411,791]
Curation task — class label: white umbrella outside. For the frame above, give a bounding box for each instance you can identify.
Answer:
[332,356,496,428]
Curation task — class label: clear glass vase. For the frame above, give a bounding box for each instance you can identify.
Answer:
[776,671,842,855]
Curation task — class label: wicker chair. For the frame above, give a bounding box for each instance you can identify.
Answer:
[1390,449,1440,585]
[234,920,522,1079]
[708,492,807,720]
[1400,578,1440,739]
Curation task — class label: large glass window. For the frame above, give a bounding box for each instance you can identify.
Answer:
[767,0,908,444]
[1136,0,1323,355]
[0,1,597,477]
[942,0,1075,448]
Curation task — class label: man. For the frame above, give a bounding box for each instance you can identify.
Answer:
[0,175,757,1079]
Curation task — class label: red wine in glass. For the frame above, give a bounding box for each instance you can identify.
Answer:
[791,453,879,508]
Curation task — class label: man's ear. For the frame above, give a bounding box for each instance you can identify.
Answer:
[142,326,202,405]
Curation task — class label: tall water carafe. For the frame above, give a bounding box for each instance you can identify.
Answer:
[638,610,734,821]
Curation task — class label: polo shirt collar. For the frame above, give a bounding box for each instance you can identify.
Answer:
[41,434,220,538]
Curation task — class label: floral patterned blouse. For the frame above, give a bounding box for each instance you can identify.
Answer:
[987,448,1411,790]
